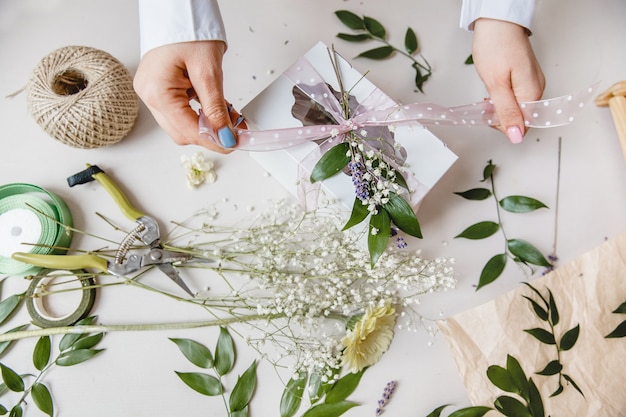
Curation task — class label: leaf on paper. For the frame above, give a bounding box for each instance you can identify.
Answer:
[33,336,51,371]
[481,160,496,182]
[363,16,386,38]
[31,383,53,417]
[563,374,585,397]
[494,395,532,417]
[55,349,103,366]
[301,401,358,417]
[535,360,562,376]
[486,365,517,393]
[336,33,371,42]
[170,338,214,369]
[357,46,395,60]
[454,188,491,200]
[280,372,307,417]
[335,10,365,30]
[215,327,235,376]
[447,406,493,417]
[477,254,507,290]
[523,328,555,345]
[175,372,222,396]
[522,296,549,322]
[559,324,580,350]
[507,239,552,267]
[324,369,365,404]
[229,360,257,412]
[605,320,626,338]
[455,221,499,240]
[0,363,24,392]
[404,27,418,54]
[499,196,548,213]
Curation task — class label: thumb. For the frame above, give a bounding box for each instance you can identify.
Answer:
[490,87,525,144]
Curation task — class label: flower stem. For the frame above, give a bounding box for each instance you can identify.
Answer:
[0,314,284,343]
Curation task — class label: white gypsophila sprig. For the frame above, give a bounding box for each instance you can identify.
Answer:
[165,198,455,376]
[181,152,217,188]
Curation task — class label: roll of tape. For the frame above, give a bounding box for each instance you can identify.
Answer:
[0,184,73,275]
[26,269,96,328]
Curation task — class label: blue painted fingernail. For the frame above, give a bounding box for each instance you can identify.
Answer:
[217,127,236,148]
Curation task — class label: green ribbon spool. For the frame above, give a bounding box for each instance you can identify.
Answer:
[0,183,73,275]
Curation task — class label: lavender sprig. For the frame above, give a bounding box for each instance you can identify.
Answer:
[375,380,397,415]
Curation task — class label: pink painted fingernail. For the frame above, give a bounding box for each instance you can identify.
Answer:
[506,126,523,144]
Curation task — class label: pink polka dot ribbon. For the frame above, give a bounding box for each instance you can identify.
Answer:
[199,56,597,152]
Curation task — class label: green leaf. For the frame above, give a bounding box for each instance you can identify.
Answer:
[606,320,626,338]
[170,338,214,369]
[343,198,369,231]
[368,208,391,268]
[522,296,549,321]
[506,355,529,401]
[214,327,235,376]
[0,364,23,392]
[464,54,474,65]
[499,196,548,213]
[335,10,365,30]
[336,33,371,42]
[384,192,422,238]
[175,372,222,396]
[280,372,307,417]
[229,360,257,412]
[550,383,564,397]
[363,16,386,38]
[521,283,548,307]
[404,27,418,54]
[71,333,103,351]
[0,325,29,357]
[523,328,555,345]
[308,372,325,404]
[302,401,358,417]
[356,46,394,60]
[231,405,249,417]
[59,316,97,351]
[476,253,507,290]
[527,378,545,417]
[310,142,350,183]
[507,239,552,267]
[8,405,21,417]
[31,383,53,416]
[453,188,491,200]
[562,374,585,397]
[481,160,495,182]
[547,289,559,326]
[0,295,22,325]
[559,324,580,351]
[494,396,532,417]
[486,365,517,393]
[0,404,7,415]
[612,301,626,314]
[55,349,103,366]
[455,221,499,240]
[535,360,562,376]
[448,406,493,417]
[425,405,451,417]
[325,369,365,404]
[33,336,51,371]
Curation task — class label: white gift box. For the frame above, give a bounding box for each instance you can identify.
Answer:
[242,42,457,215]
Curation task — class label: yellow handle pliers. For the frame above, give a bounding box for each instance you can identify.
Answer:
[13,165,198,297]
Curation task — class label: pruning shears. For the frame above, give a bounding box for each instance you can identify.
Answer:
[13,165,202,297]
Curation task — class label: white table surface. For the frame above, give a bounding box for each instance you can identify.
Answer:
[0,1,625,416]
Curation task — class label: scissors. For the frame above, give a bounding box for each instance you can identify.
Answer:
[13,164,203,297]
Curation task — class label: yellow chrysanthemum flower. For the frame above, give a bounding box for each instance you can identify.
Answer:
[341,299,396,373]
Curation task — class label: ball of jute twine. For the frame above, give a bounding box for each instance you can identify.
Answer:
[26,45,139,149]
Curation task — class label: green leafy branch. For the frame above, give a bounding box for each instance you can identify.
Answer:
[426,354,546,417]
[0,316,104,417]
[605,301,626,338]
[522,283,583,398]
[280,368,364,417]
[309,49,422,268]
[454,160,552,290]
[171,327,256,417]
[334,10,432,92]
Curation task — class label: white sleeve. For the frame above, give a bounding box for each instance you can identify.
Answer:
[459,0,535,32]
[138,0,227,56]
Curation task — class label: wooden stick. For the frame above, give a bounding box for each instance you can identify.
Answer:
[595,81,626,160]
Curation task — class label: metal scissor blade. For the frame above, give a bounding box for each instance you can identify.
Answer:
[156,263,194,297]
